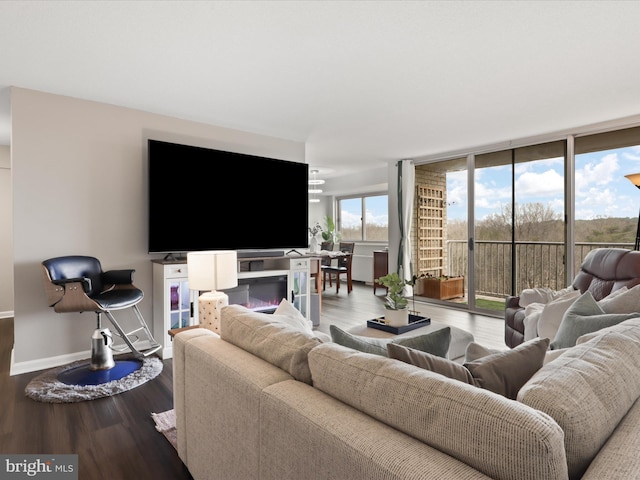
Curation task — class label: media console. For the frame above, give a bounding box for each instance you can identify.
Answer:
[151,255,312,359]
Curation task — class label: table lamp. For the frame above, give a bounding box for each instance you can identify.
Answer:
[187,250,238,333]
[625,173,640,250]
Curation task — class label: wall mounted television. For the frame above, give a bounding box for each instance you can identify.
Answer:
[148,139,309,256]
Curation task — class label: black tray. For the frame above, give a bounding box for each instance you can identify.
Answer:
[367,314,431,334]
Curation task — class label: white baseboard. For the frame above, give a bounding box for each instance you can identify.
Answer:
[9,340,153,376]
[0,310,14,319]
[10,348,91,376]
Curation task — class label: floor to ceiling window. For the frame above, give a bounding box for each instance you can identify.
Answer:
[574,126,640,267]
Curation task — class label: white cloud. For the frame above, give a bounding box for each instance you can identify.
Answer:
[576,153,619,193]
[516,169,563,197]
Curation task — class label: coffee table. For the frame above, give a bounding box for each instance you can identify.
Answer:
[347,320,474,362]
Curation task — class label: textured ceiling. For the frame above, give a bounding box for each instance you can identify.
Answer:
[1,1,640,177]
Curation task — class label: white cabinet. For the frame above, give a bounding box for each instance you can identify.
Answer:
[152,260,199,359]
[288,257,310,320]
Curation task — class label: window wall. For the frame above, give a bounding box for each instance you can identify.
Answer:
[414,121,640,316]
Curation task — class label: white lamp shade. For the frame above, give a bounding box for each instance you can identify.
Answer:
[187,250,238,291]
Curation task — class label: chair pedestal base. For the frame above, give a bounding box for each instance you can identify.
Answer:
[90,327,115,371]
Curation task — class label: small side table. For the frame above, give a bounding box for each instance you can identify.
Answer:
[168,325,201,339]
[373,250,389,294]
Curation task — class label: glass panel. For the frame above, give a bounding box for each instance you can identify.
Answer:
[414,158,468,305]
[340,197,362,240]
[364,195,388,240]
[574,128,640,266]
[513,141,566,294]
[170,312,180,330]
[473,151,513,312]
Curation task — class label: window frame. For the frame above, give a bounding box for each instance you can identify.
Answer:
[337,192,389,242]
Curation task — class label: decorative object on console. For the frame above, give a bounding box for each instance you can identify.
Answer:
[308,221,322,253]
[625,172,640,250]
[187,250,238,334]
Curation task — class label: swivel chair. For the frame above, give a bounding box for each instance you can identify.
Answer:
[42,255,161,375]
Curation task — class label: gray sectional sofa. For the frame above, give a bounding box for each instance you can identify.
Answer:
[173,304,640,480]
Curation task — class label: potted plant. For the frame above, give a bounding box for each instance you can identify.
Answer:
[321,215,341,243]
[376,272,410,326]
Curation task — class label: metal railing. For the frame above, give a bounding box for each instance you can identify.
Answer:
[446,240,634,299]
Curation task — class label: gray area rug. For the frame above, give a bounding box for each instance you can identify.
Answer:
[25,355,163,403]
[152,409,177,450]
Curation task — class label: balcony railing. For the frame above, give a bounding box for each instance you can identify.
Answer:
[446,240,634,299]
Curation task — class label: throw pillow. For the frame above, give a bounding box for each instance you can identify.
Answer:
[464,342,499,362]
[523,303,544,341]
[463,337,550,399]
[598,284,640,313]
[465,340,568,366]
[550,292,640,349]
[329,324,450,358]
[536,289,581,341]
[388,337,550,400]
[273,298,313,332]
[519,287,555,307]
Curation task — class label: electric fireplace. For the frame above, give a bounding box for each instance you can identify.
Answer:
[223,275,288,313]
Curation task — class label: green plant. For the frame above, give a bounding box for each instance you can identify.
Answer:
[376,272,409,310]
[321,215,340,242]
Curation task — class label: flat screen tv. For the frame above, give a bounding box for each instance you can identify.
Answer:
[148,139,309,255]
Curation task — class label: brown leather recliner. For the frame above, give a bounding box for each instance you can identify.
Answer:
[505,248,640,348]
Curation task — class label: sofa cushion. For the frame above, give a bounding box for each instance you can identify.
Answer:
[550,292,639,349]
[309,343,568,480]
[220,304,323,384]
[518,325,640,480]
[389,337,549,400]
[329,324,450,358]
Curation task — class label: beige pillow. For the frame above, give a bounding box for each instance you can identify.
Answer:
[273,298,313,332]
[388,337,550,400]
[537,290,581,341]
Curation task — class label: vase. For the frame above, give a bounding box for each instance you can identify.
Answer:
[310,236,319,253]
[385,308,409,327]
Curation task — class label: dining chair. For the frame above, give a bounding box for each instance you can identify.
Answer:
[322,242,355,294]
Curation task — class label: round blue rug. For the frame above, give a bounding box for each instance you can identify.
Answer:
[25,355,163,403]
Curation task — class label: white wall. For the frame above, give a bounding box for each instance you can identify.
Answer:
[0,145,12,317]
[11,87,305,374]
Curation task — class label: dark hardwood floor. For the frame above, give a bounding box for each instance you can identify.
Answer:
[0,281,506,480]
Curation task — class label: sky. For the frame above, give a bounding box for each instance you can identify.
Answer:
[447,145,640,221]
[340,194,388,228]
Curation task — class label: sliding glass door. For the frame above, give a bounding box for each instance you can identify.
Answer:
[415,140,566,315]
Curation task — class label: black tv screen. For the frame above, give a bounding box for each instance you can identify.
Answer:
[148,140,309,254]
